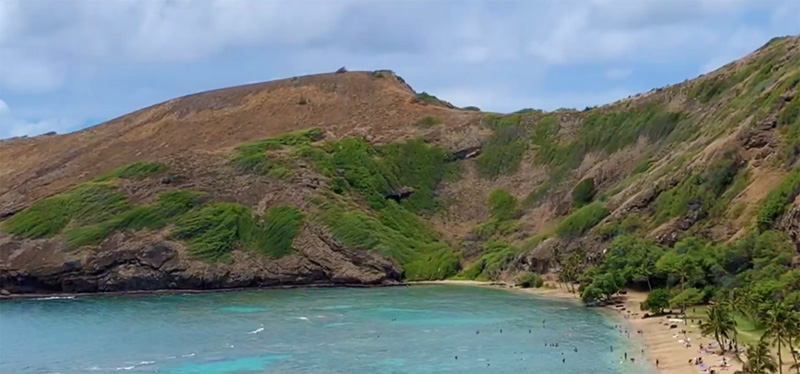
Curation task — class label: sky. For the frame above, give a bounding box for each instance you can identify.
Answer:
[0,0,798,139]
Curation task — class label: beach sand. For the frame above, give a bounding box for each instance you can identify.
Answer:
[414,280,742,374]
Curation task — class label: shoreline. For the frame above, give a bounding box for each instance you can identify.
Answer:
[0,281,406,301]
[413,280,742,374]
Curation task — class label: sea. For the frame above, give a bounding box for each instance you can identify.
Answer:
[0,284,656,374]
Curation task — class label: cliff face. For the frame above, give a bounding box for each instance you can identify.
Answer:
[1,37,799,294]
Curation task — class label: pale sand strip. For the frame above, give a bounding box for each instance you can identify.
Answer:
[411,280,742,374]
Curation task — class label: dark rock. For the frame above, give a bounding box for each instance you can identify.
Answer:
[386,187,414,202]
[335,66,347,74]
[448,146,482,162]
[0,289,10,296]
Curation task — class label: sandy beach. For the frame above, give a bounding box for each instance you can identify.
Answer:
[413,280,742,374]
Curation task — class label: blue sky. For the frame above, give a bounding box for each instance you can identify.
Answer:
[0,0,798,139]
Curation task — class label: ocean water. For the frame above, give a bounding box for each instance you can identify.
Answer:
[0,285,655,374]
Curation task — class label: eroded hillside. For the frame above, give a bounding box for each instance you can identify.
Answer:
[1,36,799,295]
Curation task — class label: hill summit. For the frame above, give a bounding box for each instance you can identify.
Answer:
[1,36,799,295]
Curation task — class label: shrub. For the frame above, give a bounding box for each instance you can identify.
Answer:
[321,200,458,280]
[516,272,544,288]
[245,205,305,258]
[669,287,703,310]
[232,127,324,178]
[461,241,520,280]
[413,116,442,128]
[483,113,522,130]
[640,288,672,314]
[571,178,596,207]
[475,124,527,178]
[487,188,517,221]
[171,203,253,263]
[555,203,609,238]
[96,162,167,181]
[756,166,800,231]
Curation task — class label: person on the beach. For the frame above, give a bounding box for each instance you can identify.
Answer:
[656,359,659,367]
[624,352,627,360]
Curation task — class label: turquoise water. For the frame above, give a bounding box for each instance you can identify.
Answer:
[0,285,655,373]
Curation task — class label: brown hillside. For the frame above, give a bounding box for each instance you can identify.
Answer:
[0,71,481,216]
[1,36,799,295]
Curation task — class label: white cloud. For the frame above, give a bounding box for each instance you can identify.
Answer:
[0,99,77,138]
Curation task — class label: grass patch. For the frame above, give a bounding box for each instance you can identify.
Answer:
[3,182,130,238]
[413,116,442,128]
[320,199,458,280]
[555,202,609,238]
[65,190,207,248]
[172,202,305,262]
[654,156,742,222]
[756,166,800,231]
[232,127,324,178]
[461,241,520,280]
[245,205,305,258]
[96,162,167,181]
[476,123,527,178]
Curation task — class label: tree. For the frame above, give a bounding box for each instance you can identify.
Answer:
[669,288,703,312]
[657,252,704,312]
[763,304,798,374]
[700,304,735,353]
[735,339,778,374]
[641,288,671,314]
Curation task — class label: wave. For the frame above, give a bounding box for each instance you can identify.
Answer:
[34,296,76,301]
[248,327,265,334]
[115,366,135,370]
[181,353,195,358]
[295,316,310,321]
[138,361,155,365]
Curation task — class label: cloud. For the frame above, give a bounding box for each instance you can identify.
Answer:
[0,99,78,138]
[0,0,797,138]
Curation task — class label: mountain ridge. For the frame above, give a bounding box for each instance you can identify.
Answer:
[1,35,798,295]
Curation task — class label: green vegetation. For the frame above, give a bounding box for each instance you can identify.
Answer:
[757,166,800,231]
[476,122,528,178]
[653,155,741,222]
[173,203,305,262]
[532,104,685,169]
[516,272,544,288]
[461,241,520,281]
[487,188,517,221]
[172,203,254,263]
[554,202,609,238]
[3,182,129,238]
[414,92,445,105]
[413,116,442,128]
[321,200,458,280]
[483,113,522,130]
[640,288,671,314]
[248,205,305,258]
[232,127,324,179]
[66,190,207,248]
[571,178,596,207]
[97,162,167,181]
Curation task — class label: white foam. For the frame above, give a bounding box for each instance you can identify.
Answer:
[296,316,310,321]
[248,327,264,334]
[115,366,135,371]
[181,353,195,358]
[34,296,76,300]
[138,361,155,365]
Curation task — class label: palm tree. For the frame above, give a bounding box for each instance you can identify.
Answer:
[723,288,750,352]
[735,339,778,374]
[763,304,794,374]
[701,304,735,353]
